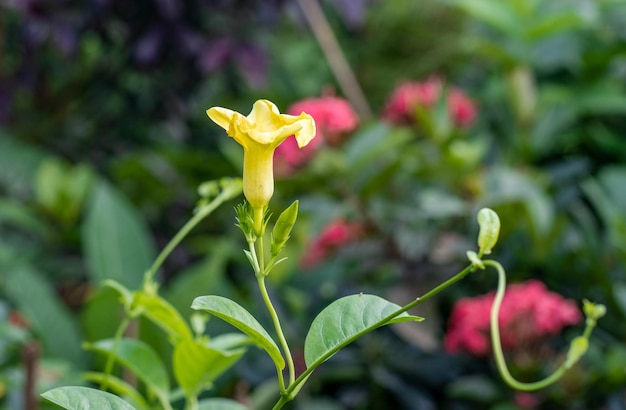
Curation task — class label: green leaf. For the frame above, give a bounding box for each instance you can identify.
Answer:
[81,286,125,343]
[575,84,626,115]
[198,398,250,410]
[34,158,66,213]
[133,291,193,343]
[82,180,156,288]
[82,372,149,410]
[164,240,235,314]
[173,339,245,397]
[304,294,423,367]
[42,386,137,410]
[483,167,554,236]
[598,166,626,210]
[344,123,411,174]
[0,199,51,237]
[0,132,46,198]
[84,338,169,400]
[582,177,626,253]
[445,0,521,36]
[526,11,587,41]
[191,295,285,370]
[3,265,85,365]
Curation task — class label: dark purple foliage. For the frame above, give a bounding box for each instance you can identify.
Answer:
[0,0,287,130]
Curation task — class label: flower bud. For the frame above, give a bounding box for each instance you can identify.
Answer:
[583,299,607,322]
[477,208,500,256]
[565,336,588,369]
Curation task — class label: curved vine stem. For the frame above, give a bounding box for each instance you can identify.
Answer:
[483,259,597,391]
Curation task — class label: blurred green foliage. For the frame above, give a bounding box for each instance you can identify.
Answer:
[1,0,626,409]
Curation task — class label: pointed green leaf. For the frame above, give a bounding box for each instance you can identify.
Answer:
[165,240,235,313]
[191,295,285,369]
[0,198,51,237]
[82,372,149,410]
[4,265,85,365]
[133,291,193,342]
[82,181,156,288]
[198,398,250,410]
[42,386,136,410]
[84,338,169,400]
[0,132,46,198]
[81,286,125,342]
[445,0,521,35]
[304,294,423,367]
[173,339,245,397]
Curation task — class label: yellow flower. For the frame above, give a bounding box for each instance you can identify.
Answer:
[207,99,316,211]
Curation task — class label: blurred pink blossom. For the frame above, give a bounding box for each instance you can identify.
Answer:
[444,280,582,356]
[382,78,442,125]
[382,78,477,129]
[300,218,362,269]
[274,96,359,174]
[515,392,541,410]
[447,88,477,128]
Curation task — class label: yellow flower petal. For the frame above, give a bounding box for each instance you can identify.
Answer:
[206,106,237,132]
[206,99,316,211]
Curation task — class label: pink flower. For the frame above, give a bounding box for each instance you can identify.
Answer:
[275,96,359,174]
[382,78,442,125]
[300,218,362,269]
[273,133,322,174]
[444,280,582,356]
[447,88,477,128]
[382,78,477,129]
[515,392,541,410]
[288,96,359,144]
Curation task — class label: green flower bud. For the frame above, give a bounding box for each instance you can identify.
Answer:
[477,208,500,256]
[583,299,607,322]
[198,181,220,199]
[271,200,299,257]
[565,336,588,369]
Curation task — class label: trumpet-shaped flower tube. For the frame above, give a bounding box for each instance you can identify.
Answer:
[207,100,316,214]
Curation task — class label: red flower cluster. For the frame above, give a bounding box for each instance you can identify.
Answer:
[382,78,477,129]
[274,96,359,174]
[300,218,362,269]
[444,280,582,356]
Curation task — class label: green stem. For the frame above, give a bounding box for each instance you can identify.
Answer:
[100,316,131,391]
[157,393,174,410]
[185,395,199,410]
[257,274,295,390]
[483,259,590,391]
[272,395,292,410]
[143,189,237,286]
[280,263,476,405]
[247,240,262,274]
[258,231,266,276]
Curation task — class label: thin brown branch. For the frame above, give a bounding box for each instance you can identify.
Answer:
[297,0,373,119]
